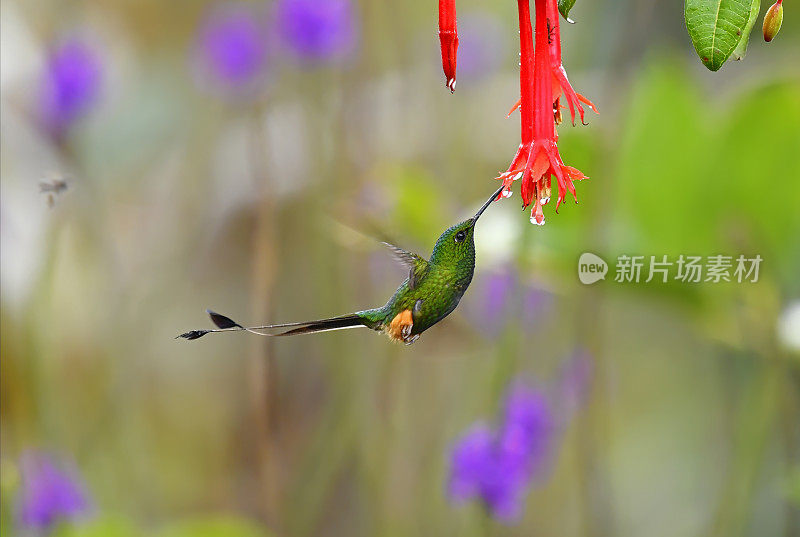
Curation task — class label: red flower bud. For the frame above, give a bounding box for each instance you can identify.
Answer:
[763,0,783,42]
[438,0,458,92]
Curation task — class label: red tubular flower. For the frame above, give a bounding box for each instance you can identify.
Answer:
[499,0,589,225]
[546,0,597,125]
[438,0,458,92]
[507,1,598,126]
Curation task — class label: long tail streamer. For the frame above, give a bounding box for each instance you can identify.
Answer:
[177,310,366,340]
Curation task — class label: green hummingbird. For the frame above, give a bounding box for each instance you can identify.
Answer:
[178,185,504,345]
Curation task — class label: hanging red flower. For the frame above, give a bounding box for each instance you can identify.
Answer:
[499,0,591,225]
[506,1,597,126]
[439,0,458,92]
[436,0,596,225]
[546,0,598,126]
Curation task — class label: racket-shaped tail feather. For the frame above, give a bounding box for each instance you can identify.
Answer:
[177,309,384,340]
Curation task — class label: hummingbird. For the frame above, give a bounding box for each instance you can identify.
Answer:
[178,185,504,345]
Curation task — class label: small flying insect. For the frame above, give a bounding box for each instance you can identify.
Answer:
[39,177,69,208]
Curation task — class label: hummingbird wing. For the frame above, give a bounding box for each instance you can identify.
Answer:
[381,242,429,290]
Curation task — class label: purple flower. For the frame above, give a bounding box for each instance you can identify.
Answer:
[274,0,357,64]
[17,452,91,530]
[452,13,507,83]
[449,424,495,502]
[499,385,554,479]
[467,269,516,338]
[557,349,593,419]
[521,285,552,327]
[484,272,514,319]
[39,37,102,138]
[449,425,524,521]
[195,3,270,93]
[466,272,553,338]
[448,383,555,522]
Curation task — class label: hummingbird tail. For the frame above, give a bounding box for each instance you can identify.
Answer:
[270,314,368,336]
[177,310,373,340]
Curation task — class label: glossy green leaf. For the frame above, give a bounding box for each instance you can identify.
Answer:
[685,0,758,71]
[558,0,577,20]
[732,0,761,60]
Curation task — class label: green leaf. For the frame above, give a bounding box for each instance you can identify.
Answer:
[685,0,758,71]
[732,0,760,61]
[558,0,577,20]
[709,81,800,291]
[614,59,716,254]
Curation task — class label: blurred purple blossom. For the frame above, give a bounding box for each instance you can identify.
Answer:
[465,269,552,339]
[454,13,507,82]
[449,383,555,522]
[17,451,91,530]
[274,0,357,64]
[557,349,594,419]
[481,270,516,325]
[468,269,516,338]
[195,3,270,93]
[521,285,552,327]
[449,424,496,502]
[39,37,102,138]
[499,385,554,479]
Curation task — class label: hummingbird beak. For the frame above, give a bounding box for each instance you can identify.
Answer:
[473,185,505,222]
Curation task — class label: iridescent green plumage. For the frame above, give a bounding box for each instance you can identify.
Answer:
[178,186,503,345]
[355,217,483,343]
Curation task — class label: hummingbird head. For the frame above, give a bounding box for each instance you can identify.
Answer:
[429,186,504,266]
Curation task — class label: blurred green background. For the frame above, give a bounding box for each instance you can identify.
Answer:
[1,0,799,536]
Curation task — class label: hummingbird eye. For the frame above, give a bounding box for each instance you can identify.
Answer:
[454,230,467,243]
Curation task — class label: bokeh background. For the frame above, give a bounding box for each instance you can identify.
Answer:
[2,1,799,536]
